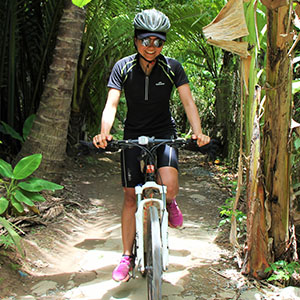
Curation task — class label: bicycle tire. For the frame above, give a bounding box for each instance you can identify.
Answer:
[146,206,162,300]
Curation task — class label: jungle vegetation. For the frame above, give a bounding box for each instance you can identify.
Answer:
[0,0,300,282]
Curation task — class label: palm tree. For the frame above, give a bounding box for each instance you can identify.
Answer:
[0,0,64,155]
[17,0,86,180]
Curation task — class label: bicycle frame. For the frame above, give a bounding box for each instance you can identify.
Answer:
[135,180,169,273]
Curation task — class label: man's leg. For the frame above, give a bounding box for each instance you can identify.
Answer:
[122,187,137,255]
[157,166,179,201]
[157,166,183,228]
[112,187,136,282]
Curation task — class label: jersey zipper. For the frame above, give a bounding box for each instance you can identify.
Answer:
[145,75,149,101]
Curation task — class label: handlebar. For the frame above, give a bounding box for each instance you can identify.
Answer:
[79,136,220,160]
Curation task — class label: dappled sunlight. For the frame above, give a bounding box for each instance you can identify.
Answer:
[81,180,93,185]
[64,277,121,299]
[4,164,239,299]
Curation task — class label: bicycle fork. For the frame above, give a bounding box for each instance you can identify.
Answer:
[134,181,169,274]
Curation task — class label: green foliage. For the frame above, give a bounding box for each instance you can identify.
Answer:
[265,260,300,283]
[218,179,246,238]
[0,98,35,144]
[292,134,300,200]
[0,227,15,249]
[76,0,225,138]
[72,0,93,8]
[0,154,63,216]
[0,217,24,257]
[0,154,63,255]
[219,197,246,232]
[0,0,64,152]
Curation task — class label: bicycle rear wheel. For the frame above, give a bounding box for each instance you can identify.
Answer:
[146,206,162,300]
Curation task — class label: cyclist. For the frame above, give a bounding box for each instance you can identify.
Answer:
[93,8,210,282]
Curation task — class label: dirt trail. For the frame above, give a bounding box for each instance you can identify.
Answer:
[1,152,294,299]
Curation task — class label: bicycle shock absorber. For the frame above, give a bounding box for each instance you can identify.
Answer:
[146,164,155,182]
[146,164,155,174]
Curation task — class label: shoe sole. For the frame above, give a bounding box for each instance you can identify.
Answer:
[112,267,132,283]
[168,220,183,229]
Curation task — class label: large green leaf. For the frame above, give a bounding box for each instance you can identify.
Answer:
[292,80,300,95]
[0,121,23,142]
[0,217,24,257]
[11,197,24,213]
[0,159,13,178]
[12,154,42,180]
[20,190,46,202]
[22,114,36,141]
[72,0,92,8]
[0,197,9,214]
[295,138,300,150]
[18,177,63,192]
[14,190,35,207]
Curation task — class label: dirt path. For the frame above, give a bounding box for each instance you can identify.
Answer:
[1,152,295,299]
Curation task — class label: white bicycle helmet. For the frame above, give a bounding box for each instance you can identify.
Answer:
[134,9,170,41]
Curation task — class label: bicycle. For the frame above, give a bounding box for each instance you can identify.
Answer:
[81,136,218,300]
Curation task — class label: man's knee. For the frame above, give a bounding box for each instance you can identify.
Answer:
[123,188,136,208]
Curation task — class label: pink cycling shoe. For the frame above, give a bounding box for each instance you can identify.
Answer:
[167,199,183,228]
[112,255,133,282]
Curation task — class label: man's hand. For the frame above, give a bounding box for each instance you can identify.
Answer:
[191,133,210,147]
[93,133,113,149]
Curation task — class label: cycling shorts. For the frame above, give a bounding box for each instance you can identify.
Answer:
[120,133,178,188]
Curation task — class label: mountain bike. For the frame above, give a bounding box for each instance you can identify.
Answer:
[81,136,218,300]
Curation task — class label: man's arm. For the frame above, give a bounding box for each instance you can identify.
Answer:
[177,83,210,147]
[93,88,121,148]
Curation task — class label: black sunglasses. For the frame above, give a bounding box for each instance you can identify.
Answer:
[140,37,164,48]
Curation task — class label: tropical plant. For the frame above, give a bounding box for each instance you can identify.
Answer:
[16,1,86,180]
[0,153,63,254]
[0,115,35,144]
[68,0,226,149]
[0,153,63,216]
[0,217,24,257]
[265,260,300,284]
[219,197,246,239]
[72,0,92,7]
[0,0,64,132]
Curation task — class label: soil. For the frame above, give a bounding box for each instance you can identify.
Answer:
[0,151,287,299]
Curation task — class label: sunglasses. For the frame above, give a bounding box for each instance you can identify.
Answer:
[140,37,164,48]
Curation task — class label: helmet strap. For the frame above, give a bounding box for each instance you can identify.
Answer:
[139,53,157,65]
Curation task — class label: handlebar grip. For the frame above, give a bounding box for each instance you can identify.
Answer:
[184,138,220,159]
[105,140,120,152]
[78,140,119,154]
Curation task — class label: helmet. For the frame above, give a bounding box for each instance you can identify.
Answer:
[134,9,170,41]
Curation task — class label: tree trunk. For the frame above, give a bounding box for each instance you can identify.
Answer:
[242,87,271,279]
[243,1,293,278]
[17,0,86,181]
[263,3,292,259]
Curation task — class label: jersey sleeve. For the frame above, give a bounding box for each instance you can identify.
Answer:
[173,61,189,88]
[107,60,123,91]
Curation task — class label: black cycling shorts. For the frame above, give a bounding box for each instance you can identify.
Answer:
[120,133,179,188]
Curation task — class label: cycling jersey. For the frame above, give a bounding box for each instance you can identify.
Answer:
[107,53,189,137]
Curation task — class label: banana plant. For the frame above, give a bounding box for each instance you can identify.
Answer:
[0,153,63,255]
[0,154,63,215]
[0,114,35,143]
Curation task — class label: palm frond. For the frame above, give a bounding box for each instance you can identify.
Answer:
[0,0,64,136]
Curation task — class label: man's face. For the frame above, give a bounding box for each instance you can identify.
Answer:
[135,36,164,61]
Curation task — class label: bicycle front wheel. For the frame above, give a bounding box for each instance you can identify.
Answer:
[146,206,162,300]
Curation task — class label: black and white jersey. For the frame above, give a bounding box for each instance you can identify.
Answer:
[107,53,189,137]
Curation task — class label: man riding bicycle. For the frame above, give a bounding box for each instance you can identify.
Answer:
[93,8,210,282]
